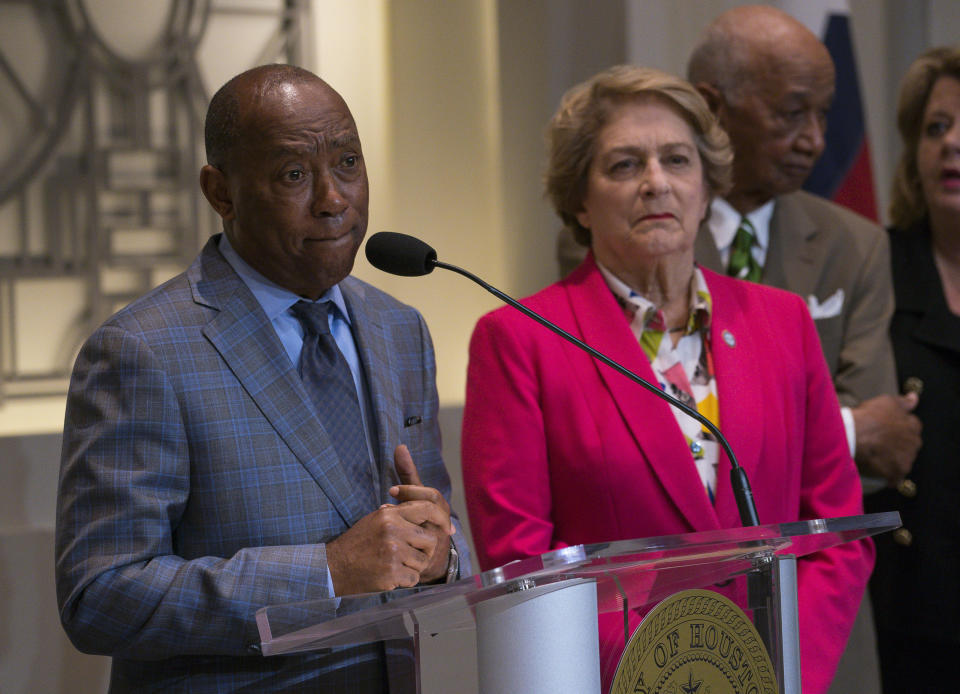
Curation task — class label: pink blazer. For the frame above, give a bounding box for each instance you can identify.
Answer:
[462,255,873,694]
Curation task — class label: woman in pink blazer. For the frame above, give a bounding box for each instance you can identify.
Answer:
[462,65,873,694]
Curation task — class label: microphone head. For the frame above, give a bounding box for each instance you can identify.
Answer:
[365,232,438,277]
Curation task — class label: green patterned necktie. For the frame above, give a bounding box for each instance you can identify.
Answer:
[727,216,762,282]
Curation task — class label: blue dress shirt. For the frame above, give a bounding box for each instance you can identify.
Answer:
[217,234,378,472]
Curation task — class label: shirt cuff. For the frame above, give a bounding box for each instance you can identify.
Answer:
[445,538,460,583]
[840,405,856,458]
[326,566,337,595]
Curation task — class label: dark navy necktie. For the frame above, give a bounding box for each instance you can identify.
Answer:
[291,300,374,500]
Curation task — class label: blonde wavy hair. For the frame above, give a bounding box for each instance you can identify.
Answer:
[545,64,733,246]
[890,46,960,229]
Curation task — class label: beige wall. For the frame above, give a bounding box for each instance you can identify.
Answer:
[358,0,508,406]
[338,0,628,406]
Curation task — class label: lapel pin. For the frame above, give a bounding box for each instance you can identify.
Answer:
[722,330,736,347]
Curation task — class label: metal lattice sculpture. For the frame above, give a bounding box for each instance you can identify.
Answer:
[0,0,308,400]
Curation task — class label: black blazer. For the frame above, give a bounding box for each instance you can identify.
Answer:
[866,223,960,644]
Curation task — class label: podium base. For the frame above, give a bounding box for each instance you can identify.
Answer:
[475,578,600,694]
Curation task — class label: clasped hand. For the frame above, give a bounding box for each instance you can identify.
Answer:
[853,392,922,485]
[327,444,454,595]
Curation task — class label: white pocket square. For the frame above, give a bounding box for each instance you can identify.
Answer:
[807,288,844,319]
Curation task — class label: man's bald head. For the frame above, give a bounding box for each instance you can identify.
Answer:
[687,5,835,212]
[205,64,338,171]
[688,5,833,105]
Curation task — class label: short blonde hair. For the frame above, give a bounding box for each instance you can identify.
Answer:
[890,46,960,229]
[545,64,733,246]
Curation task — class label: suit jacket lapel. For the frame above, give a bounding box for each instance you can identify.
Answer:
[696,194,819,297]
[565,257,721,531]
[701,270,766,527]
[191,239,375,527]
[766,193,820,297]
[340,277,403,502]
[896,229,960,354]
[695,223,724,274]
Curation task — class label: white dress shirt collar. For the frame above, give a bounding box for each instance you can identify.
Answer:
[217,232,350,326]
[708,197,775,267]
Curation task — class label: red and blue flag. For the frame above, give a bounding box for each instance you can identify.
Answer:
[782,1,879,221]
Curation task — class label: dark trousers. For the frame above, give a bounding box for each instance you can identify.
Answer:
[876,629,954,693]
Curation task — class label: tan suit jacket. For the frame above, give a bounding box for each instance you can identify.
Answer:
[695,190,897,405]
[697,191,894,694]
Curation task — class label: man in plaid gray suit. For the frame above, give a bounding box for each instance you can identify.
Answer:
[55,64,470,692]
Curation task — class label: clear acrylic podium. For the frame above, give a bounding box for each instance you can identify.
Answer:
[256,512,898,694]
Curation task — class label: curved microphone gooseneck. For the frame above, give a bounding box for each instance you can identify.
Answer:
[365,231,760,527]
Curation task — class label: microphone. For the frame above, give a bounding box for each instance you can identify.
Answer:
[364,231,760,527]
[364,231,437,276]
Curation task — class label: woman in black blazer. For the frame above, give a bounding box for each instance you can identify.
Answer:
[866,46,960,693]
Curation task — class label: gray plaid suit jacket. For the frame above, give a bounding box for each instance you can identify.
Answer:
[55,235,469,692]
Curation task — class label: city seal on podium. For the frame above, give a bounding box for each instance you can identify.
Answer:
[610,589,778,694]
